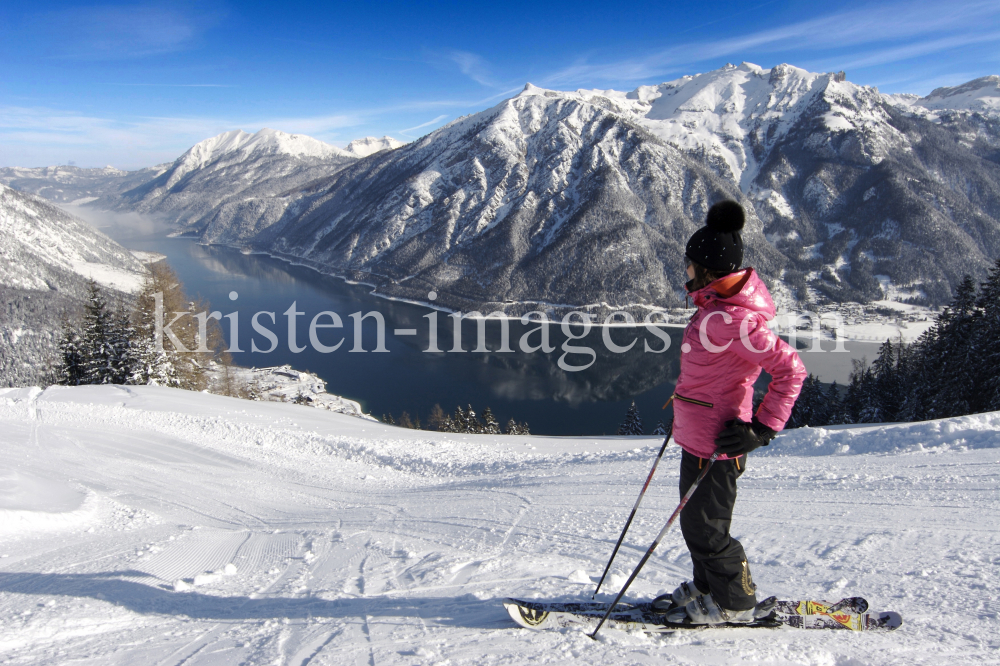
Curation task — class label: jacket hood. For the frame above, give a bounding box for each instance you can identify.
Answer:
[690,268,776,318]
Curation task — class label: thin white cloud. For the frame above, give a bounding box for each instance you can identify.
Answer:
[540,0,1000,87]
[449,50,501,88]
[245,114,362,136]
[873,71,980,96]
[813,31,1000,72]
[32,4,218,60]
[0,86,528,168]
[397,114,450,137]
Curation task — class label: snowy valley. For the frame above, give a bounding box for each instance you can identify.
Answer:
[0,384,997,664]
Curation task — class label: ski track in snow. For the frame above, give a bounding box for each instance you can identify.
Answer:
[0,385,998,664]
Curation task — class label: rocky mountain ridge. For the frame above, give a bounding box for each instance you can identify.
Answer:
[183,64,1000,312]
[5,65,1000,312]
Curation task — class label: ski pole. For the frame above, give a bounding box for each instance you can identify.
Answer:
[593,414,674,598]
[589,451,720,639]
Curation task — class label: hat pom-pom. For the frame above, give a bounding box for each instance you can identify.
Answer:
[706,200,745,233]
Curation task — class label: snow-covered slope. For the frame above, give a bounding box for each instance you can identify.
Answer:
[0,184,146,293]
[624,64,897,188]
[0,184,150,387]
[95,128,360,232]
[1,384,997,664]
[345,135,406,157]
[900,75,1000,117]
[165,129,351,187]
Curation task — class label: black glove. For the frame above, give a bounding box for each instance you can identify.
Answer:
[714,417,778,457]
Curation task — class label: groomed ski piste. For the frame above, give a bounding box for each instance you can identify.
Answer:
[1,385,997,665]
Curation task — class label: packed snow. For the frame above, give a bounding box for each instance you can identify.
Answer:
[1,385,997,664]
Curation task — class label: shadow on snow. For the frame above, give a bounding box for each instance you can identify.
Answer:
[0,571,515,629]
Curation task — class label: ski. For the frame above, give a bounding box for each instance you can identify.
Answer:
[503,596,902,633]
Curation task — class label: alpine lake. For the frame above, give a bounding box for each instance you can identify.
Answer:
[115,235,879,436]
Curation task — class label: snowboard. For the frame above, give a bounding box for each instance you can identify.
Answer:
[503,596,902,633]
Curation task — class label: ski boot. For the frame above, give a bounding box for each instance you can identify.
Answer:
[652,581,701,611]
[666,592,776,625]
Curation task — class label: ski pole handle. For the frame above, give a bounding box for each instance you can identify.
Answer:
[593,419,673,598]
[590,451,719,639]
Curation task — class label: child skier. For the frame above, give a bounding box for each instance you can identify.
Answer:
[654,200,806,624]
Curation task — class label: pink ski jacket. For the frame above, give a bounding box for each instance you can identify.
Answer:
[672,268,806,459]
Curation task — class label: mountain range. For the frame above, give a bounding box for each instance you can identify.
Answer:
[5,66,1000,313]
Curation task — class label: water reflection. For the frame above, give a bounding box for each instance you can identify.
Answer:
[190,245,300,285]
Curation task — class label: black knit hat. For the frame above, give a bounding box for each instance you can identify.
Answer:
[685,200,745,273]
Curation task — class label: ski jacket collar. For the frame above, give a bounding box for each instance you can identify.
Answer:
[687,268,775,318]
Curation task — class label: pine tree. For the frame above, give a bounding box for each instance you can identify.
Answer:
[823,380,842,425]
[481,406,501,434]
[870,339,902,422]
[58,320,85,386]
[505,418,518,435]
[618,401,643,436]
[440,414,456,432]
[841,359,867,424]
[109,298,137,384]
[465,404,483,434]
[856,365,882,423]
[79,280,118,384]
[789,374,824,427]
[453,406,468,433]
[973,259,1000,412]
[130,333,180,386]
[927,276,978,418]
[382,413,396,425]
[652,420,667,436]
[897,328,935,422]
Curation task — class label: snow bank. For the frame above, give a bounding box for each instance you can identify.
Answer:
[769,411,1000,456]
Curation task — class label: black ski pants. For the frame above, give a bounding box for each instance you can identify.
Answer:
[679,449,757,611]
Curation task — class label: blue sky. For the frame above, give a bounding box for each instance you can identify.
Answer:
[2,0,999,169]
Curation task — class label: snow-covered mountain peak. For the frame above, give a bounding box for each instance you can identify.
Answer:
[165,129,351,188]
[627,63,866,187]
[178,128,347,167]
[918,75,1000,115]
[517,83,547,97]
[344,136,406,157]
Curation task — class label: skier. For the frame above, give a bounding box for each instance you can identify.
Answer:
[654,200,806,624]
